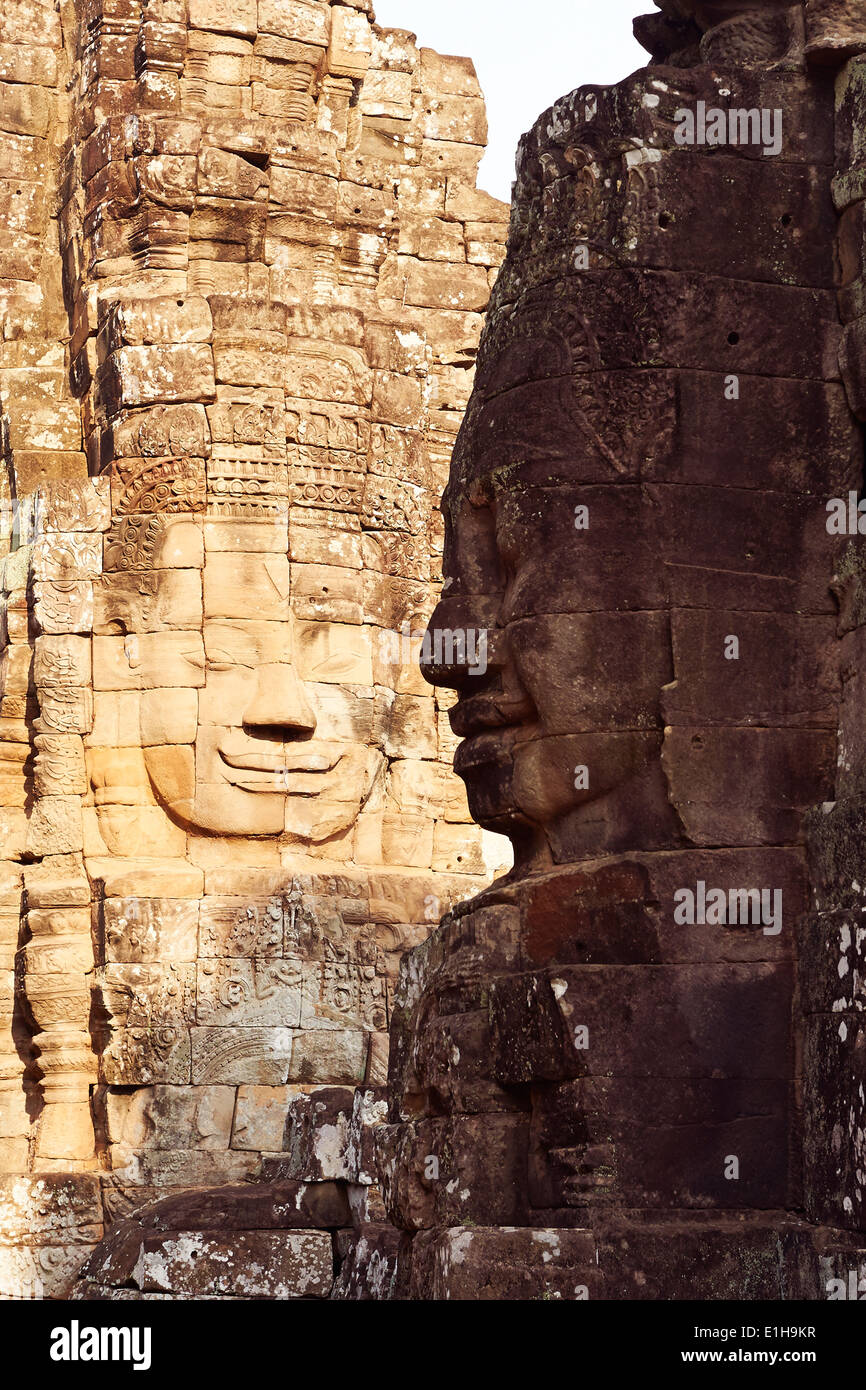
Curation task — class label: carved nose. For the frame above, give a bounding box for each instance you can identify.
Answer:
[243,663,316,735]
[420,596,503,688]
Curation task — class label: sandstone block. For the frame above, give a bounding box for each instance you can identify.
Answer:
[662,727,836,846]
[231,1084,292,1150]
[33,735,87,798]
[380,255,490,311]
[106,1085,235,1153]
[419,48,481,98]
[189,0,258,36]
[191,1026,292,1084]
[806,0,866,59]
[379,693,437,760]
[0,84,50,138]
[198,146,268,200]
[95,570,203,637]
[431,821,486,875]
[102,897,199,965]
[26,797,83,857]
[380,1114,530,1230]
[107,403,210,460]
[294,620,372,684]
[102,345,216,410]
[136,1230,333,1296]
[86,691,142,748]
[359,69,413,119]
[90,803,187,860]
[329,5,372,78]
[0,41,59,86]
[33,581,94,635]
[0,1242,98,1300]
[139,687,198,746]
[197,957,302,1027]
[289,1028,367,1083]
[108,296,213,347]
[257,0,330,47]
[134,1180,350,1232]
[331,1222,405,1300]
[92,632,205,691]
[203,552,289,619]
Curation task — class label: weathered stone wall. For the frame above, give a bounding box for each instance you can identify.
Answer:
[63,0,866,1305]
[0,0,510,1297]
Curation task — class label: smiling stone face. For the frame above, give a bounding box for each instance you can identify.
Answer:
[95,510,383,842]
[0,0,519,1283]
[82,303,512,880]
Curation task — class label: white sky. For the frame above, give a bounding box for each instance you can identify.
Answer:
[373,0,646,201]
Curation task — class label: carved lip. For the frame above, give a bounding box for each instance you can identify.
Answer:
[454,729,511,776]
[218,747,341,786]
[450,690,532,740]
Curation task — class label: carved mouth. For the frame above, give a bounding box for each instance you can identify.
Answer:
[450,683,536,784]
[454,730,509,776]
[450,690,533,740]
[218,746,341,790]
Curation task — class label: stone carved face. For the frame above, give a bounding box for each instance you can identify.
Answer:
[422,318,678,870]
[423,61,847,875]
[97,514,382,841]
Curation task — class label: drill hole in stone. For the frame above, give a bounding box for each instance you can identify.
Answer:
[728,332,740,345]
[780,213,792,227]
[658,212,671,229]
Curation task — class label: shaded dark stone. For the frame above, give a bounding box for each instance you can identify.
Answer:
[370,0,866,1300]
[137,1180,350,1233]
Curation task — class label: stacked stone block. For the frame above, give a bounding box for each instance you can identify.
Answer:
[0,0,509,1298]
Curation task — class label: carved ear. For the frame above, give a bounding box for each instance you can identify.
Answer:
[96,556,159,635]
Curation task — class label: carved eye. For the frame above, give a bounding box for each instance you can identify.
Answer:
[310,655,355,679]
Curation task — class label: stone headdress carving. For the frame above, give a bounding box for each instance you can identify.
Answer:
[104,457,205,571]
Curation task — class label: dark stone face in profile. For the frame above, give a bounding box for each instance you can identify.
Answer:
[390,0,866,1286]
[423,50,856,879]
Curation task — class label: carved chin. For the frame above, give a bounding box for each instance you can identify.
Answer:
[510,733,664,823]
[180,787,287,838]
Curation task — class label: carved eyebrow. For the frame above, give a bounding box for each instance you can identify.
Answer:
[263,557,290,600]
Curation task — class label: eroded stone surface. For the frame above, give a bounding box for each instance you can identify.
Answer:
[19,0,866,1305]
[0,0,509,1297]
[344,0,866,1300]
